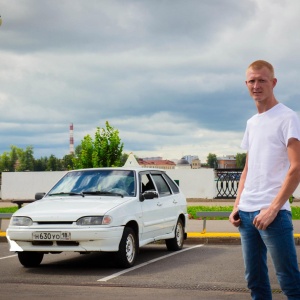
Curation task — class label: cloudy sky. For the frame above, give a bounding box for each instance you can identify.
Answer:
[1,0,300,162]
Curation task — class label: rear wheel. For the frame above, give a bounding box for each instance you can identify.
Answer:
[165,218,184,251]
[115,227,138,268]
[18,252,44,268]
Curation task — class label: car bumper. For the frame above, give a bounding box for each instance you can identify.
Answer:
[6,226,124,252]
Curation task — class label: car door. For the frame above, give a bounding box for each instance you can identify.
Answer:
[139,172,165,241]
[151,172,179,235]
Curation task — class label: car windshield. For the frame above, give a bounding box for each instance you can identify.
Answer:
[47,170,135,197]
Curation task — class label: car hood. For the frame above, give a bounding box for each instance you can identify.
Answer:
[12,196,130,222]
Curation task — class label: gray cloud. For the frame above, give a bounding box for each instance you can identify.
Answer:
[1,0,300,161]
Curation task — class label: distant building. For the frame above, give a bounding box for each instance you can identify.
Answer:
[217,155,236,169]
[181,155,201,169]
[182,155,198,164]
[191,158,201,169]
[176,157,191,169]
[170,158,179,164]
[124,153,201,170]
[142,156,163,161]
[138,158,176,169]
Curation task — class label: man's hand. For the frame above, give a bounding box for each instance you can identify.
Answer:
[253,208,278,230]
[229,209,241,227]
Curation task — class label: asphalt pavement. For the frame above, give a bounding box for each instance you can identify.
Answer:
[1,199,298,299]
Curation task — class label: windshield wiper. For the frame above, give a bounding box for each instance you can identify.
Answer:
[48,192,85,197]
[82,191,123,198]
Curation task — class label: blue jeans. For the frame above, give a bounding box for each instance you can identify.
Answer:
[239,210,300,300]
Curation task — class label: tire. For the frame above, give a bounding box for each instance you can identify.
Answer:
[115,227,138,268]
[18,252,44,268]
[165,218,184,251]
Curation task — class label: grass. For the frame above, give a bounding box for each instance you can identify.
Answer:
[291,206,300,220]
[1,205,300,220]
[0,207,18,213]
[188,205,300,220]
[188,206,233,220]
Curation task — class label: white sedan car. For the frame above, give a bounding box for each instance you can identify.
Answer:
[7,167,188,268]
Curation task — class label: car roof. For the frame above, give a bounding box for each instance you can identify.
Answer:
[68,167,165,173]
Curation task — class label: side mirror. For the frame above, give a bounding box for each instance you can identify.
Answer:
[35,192,46,200]
[140,190,158,201]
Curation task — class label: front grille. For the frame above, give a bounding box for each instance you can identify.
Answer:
[31,241,79,246]
[32,241,53,246]
[57,241,79,246]
[37,222,73,225]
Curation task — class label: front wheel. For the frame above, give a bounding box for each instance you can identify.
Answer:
[165,218,184,251]
[115,227,138,268]
[18,252,44,268]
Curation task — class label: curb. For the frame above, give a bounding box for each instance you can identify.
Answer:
[186,232,241,244]
[0,232,6,243]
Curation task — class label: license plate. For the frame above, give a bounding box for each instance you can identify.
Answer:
[32,231,71,241]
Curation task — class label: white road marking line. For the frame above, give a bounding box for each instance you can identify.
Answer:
[0,254,17,260]
[98,244,204,282]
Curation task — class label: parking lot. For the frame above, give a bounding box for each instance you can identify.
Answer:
[0,241,289,300]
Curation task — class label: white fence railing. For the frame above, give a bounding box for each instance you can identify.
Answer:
[1,169,300,200]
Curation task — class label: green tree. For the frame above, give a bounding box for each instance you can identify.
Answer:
[0,152,11,171]
[73,121,124,169]
[16,146,35,171]
[34,156,48,171]
[47,154,62,171]
[120,153,129,166]
[73,134,94,169]
[9,145,20,171]
[75,144,82,156]
[207,153,218,168]
[236,153,247,169]
[93,121,123,167]
[61,154,75,170]
[0,146,24,171]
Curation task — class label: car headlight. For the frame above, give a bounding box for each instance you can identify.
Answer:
[11,216,33,226]
[76,216,112,226]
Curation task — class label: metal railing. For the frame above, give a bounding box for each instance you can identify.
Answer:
[214,169,242,199]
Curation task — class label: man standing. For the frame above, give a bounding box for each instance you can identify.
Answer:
[230,60,300,299]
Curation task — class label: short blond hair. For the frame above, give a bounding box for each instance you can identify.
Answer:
[247,60,275,78]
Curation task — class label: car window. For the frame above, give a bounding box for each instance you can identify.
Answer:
[141,173,155,193]
[163,174,179,194]
[48,170,135,197]
[151,174,171,197]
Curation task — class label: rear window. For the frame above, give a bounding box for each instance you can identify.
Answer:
[163,174,179,194]
[152,174,171,197]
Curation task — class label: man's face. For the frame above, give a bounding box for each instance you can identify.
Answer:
[245,67,277,103]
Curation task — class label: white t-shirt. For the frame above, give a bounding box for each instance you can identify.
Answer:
[238,103,300,212]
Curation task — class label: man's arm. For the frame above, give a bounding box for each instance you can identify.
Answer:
[229,153,248,226]
[253,138,300,230]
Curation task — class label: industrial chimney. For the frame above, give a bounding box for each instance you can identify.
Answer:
[69,123,74,154]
